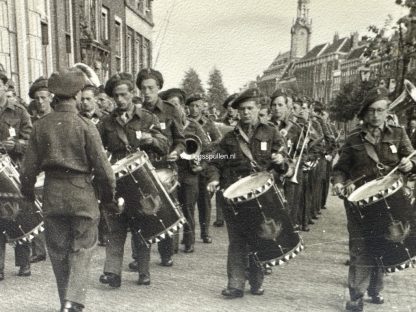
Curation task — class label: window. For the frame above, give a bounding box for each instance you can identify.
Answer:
[64,0,73,67]
[135,34,142,72]
[142,39,149,69]
[114,18,122,71]
[90,0,98,40]
[101,6,109,42]
[126,28,134,73]
[41,22,49,45]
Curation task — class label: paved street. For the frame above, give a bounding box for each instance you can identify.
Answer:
[1,194,416,312]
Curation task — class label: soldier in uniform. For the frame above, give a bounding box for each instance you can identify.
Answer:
[0,72,32,281]
[98,72,169,287]
[79,85,104,125]
[20,69,115,312]
[406,116,416,148]
[27,76,52,264]
[332,87,416,312]
[186,94,222,244]
[128,69,185,270]
[206,88,288,298]
[96,86,114,114]
[221,93,239,127]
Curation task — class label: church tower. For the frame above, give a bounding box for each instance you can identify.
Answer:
[290,0,312,60]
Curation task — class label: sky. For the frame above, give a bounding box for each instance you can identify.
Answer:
[151,0,406,93]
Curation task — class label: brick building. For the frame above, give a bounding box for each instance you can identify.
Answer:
[0,0,153,101]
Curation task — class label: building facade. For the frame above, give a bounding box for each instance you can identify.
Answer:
[0,0,154,101]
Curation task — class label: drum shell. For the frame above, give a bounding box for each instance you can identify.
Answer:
[0,199,43,242]
[114,152,184,243]
[225,184,301,265]
[350,185,416,271]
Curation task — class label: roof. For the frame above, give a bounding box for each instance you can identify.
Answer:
[324,37,350,54]
[301,43,328,60]
[346,45,367,60]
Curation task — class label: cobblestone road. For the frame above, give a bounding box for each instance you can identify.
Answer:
[1,194,415,312]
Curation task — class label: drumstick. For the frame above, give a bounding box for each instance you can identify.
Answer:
[385,150,416,178]
[340,174,366,191]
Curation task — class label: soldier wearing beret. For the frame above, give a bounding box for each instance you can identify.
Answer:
[160,88,187,126]
[20,68,115,312]
[0,72,33,282]
[206,88,288,298]
[128,69,185,270]
[221,93,239,127]
[80,85,104,125]
[96,86,114,114]
[332,86,416,312]
[99,72,169,287]
[29,76,53,123]
[185,94,221,245]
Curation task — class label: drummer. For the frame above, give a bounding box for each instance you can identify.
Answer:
[332,86,416,312]
[206,87,288,298]
[98,72,169,288]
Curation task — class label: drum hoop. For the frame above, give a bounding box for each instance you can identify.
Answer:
[384,257,416,273]
[348,178,403,207]
[258,236,304,267]
[146,216,186,245]
[113,152,148,179]
[224,173,274,204]
[7,221,44,244]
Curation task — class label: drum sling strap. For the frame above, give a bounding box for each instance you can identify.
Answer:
[236,125,260,172]
[361,134,390,174]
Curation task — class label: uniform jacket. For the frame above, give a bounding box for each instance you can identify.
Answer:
[0,96,32,163]
[206,121,287,189]
[406,127,416,149]
[99,105,169,163]
[333,123,416,187]
[20,101,116,218]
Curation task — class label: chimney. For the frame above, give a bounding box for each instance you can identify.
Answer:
[333,32,339,43]
[351,32,359,49]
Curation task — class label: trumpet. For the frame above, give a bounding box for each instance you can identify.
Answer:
[389,79,416,113]
[288,121,312,184]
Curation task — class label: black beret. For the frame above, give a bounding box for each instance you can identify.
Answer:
[357,86,390,118]
[136,68,164,89]
[29,76,48,99]
[314,101,325,112]
[160,88,186,104]
[48,69,87,98]
[232,88,261,109]
[104,72,134,96]
[270,89,286,103]
[185,93,205,106]
[223,93,238,109]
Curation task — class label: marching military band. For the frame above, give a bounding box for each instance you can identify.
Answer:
[0,64,416,312]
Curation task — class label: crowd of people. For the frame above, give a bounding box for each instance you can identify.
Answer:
[0,64,415,312]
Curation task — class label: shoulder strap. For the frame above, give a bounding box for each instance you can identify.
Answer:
[235,125,260,171]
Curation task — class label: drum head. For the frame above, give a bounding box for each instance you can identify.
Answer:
[223,172,274,201]
[348,174,402,203]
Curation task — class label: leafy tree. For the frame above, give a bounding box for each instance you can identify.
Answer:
[206,67,229,110]
[181,68,205,97]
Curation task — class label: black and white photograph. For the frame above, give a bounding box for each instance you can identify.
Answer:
[0,0,416,311]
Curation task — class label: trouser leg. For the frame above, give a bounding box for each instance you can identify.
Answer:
[136,241,150,277]
[197,176,212,238]
[157,237,173,261]
[301,170,311,227]
[65,217,99,306]
[98,211,107,244]
[215,191,224,223]
[247,253,264,290]
[226,221,247,291]
[14,242,30,267]
[103,213,128,276]
[32,232,47,257]
[44,216,72,306]
[0,234,6,272]
[367,265,384,297]
[178,181,198,247]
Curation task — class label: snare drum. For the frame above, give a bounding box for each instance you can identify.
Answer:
[223,171,304,267]
[348,174,416,272]
[0,155,44,244]
[112,151,185,244]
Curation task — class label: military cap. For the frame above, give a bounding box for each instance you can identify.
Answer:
[313,101,325,112]
[7,80,15,92]
[270,89,286,103]
[48,69,87,98]
[160,88,186,104]
[285,89,294,98]
[357,86,390,118]
[231,88,261,109]
[259,95,271,108]
[0,72,8,85]
[104,72,134,97]
[29,76,48,99]
[136,68,164,89]
[223,93,238,109]
[185,93,205,106]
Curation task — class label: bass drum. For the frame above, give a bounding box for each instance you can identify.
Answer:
[112,151,186,245]
[223,171,303,267]
[0,155,44,245]
[348,174,416,272]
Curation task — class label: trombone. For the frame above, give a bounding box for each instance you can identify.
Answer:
[287,121,312,184]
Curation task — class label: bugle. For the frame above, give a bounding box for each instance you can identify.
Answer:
[289,121,312,184]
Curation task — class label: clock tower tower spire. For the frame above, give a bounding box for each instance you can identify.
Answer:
[290,0,312,60]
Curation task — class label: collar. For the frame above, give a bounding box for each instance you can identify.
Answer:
[361,122,391,135]
[144,97,164,113]
[53,101,78,113]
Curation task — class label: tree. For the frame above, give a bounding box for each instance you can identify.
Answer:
[206,67,229,110]
[181,68,205,97]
